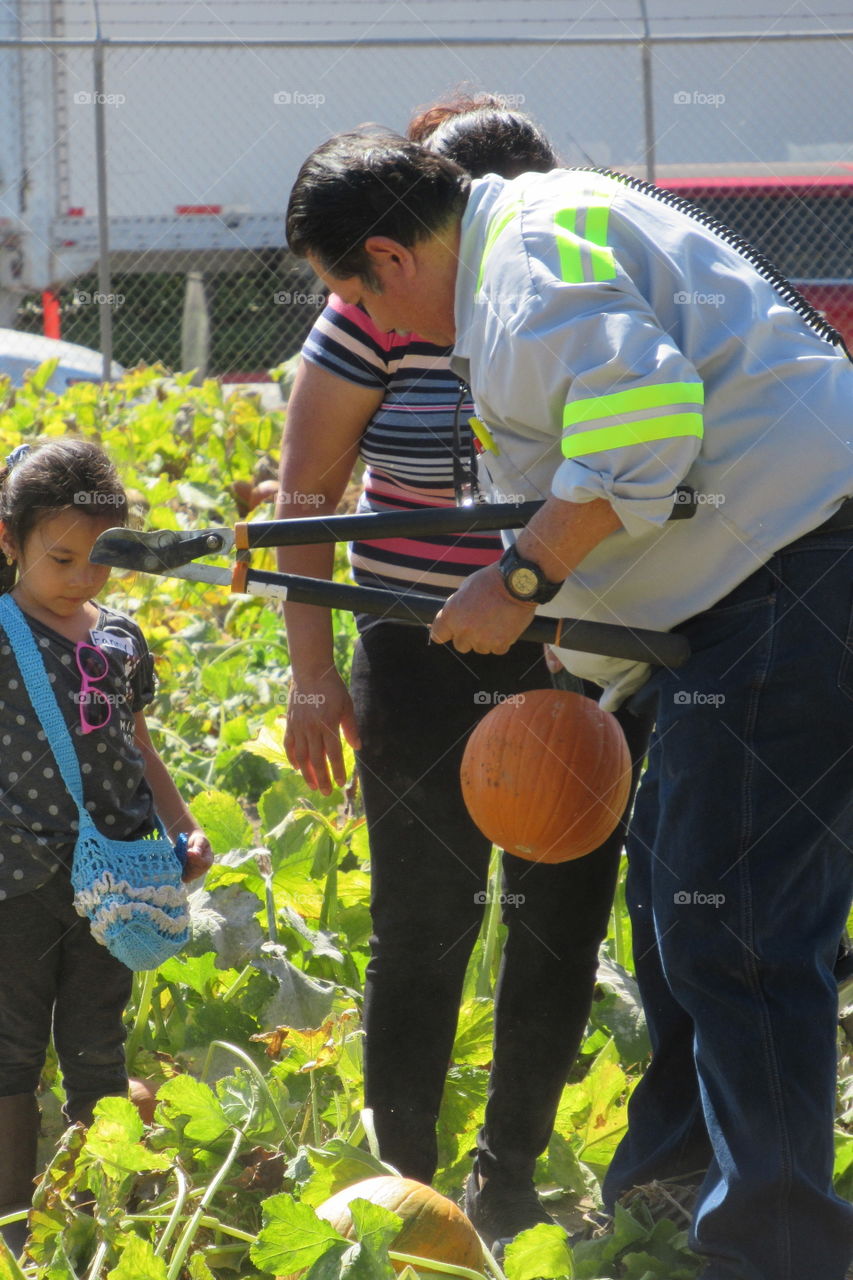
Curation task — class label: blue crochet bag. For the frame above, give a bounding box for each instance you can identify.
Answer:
[0,595,190,971]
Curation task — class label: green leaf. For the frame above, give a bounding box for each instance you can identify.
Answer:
[221,712,252,747]
[0,1240,28,1280]
[620,1249,689,1279]
[553,1042,630,1174]
[187,884,265,969]
[189,788,254,853]
[279,903,346,963]
[304,1251,360,1280]
[572,1204,649,1276]
[245,721,293,769]
[259,774,316,833]
[451,999,494,1065]
[217,1069,263,1132]
[82,1098,173,1177]
[434,1065,489,1190]
[188,1256,217,1280]
[158,951,232,995]
[503,1223,574,1280]
[545,1131,599,1201]
[26,358,59,394]
[17,1225,80,1280]
[155,1075,232,1143]
[348,1199,402,1253]
[339,1240,396,1280]
[201,657,247,702]
[107,1234,170,1280]
[251,1193,347,1274]
[254,944,336,1030]
[299,1140,397,1207]
[590,959,650,1067]
[176,480,223,510]
[834,1125,853,1200]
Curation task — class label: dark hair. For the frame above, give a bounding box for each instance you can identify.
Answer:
[407,91,507,143]
[285,130,470,283]
[0,438,128,593]
[420,108,559,179]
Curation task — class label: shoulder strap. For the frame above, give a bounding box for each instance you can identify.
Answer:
[0,595,88,817]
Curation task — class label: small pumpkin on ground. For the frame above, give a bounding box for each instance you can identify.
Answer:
[231,477,280,516]
[128,1077,159,1125]
[281,1175,484,1276]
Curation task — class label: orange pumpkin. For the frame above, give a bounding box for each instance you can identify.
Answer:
[231,478,280,516]
[303,1176,483,1274]
[128,1077,159,1125]
[461,689,632,863]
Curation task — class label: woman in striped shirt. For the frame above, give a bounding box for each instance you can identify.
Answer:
[276,99,651,1252]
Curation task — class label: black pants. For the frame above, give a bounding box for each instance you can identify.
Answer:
[350,621,652,1183]
[0,871,132,1123]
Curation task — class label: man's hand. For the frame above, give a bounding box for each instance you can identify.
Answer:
[430,563,536,654]
[430,497,621,655]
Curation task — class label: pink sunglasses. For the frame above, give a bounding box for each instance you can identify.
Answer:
[75,641,111,734]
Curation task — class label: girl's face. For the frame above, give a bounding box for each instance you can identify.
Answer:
[1,508,115,623]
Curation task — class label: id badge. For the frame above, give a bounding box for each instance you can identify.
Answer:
[90,628,135,658]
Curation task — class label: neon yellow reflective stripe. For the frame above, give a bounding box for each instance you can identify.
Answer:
[564,382,704,429]
[561,413,704,459]
[554,208,582,284]
[554,200,616,283]
[584,204,615,280]
[585,203,610,250]
[476,200,522,293]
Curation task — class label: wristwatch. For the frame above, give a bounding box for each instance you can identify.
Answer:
[497,543,563,604]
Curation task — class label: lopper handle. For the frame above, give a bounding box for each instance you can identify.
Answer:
[235,501,543,548]
[231,564,689,668]
[234,487,696,550]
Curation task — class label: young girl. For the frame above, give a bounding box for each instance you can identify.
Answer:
[0,437,212,1255]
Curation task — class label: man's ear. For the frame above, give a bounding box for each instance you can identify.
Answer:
[363,236,417,278]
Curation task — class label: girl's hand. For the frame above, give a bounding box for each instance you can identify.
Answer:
[181,829,214,883]
[284,667,361,796]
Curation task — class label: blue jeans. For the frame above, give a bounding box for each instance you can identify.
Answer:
[603,529,853,1280]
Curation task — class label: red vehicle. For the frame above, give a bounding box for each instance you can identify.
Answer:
[656,163,853,352]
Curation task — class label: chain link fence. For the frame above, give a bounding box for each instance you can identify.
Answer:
[3,6,853,377]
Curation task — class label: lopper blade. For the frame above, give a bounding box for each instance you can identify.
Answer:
[90,526,235,573]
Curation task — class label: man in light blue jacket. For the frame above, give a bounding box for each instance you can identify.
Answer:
[287,133,853,1280]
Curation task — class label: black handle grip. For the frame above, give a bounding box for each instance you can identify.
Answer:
[244,487,696,548]
[244,501,543,547]
[246,568,690,668]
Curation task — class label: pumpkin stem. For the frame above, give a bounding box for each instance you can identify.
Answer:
[389,1251,493,1280]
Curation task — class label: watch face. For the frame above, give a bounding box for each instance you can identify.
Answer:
[508,566,540,599]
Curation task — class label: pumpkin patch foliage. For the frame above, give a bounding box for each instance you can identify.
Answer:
[1,364,851,1280]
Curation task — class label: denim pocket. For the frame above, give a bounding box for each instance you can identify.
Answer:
[676,587,776,658]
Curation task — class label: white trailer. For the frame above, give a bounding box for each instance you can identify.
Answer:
[1,1,851,356]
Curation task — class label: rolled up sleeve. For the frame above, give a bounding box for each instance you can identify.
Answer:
[483,280,705,537]
[553,293,703,535]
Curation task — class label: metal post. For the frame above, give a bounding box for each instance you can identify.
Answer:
[181,271,211,382]
[639,0,656,183]
[92,19,112,380]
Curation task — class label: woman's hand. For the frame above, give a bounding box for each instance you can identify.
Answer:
[284,667,362,795]
[181,829,214,883]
